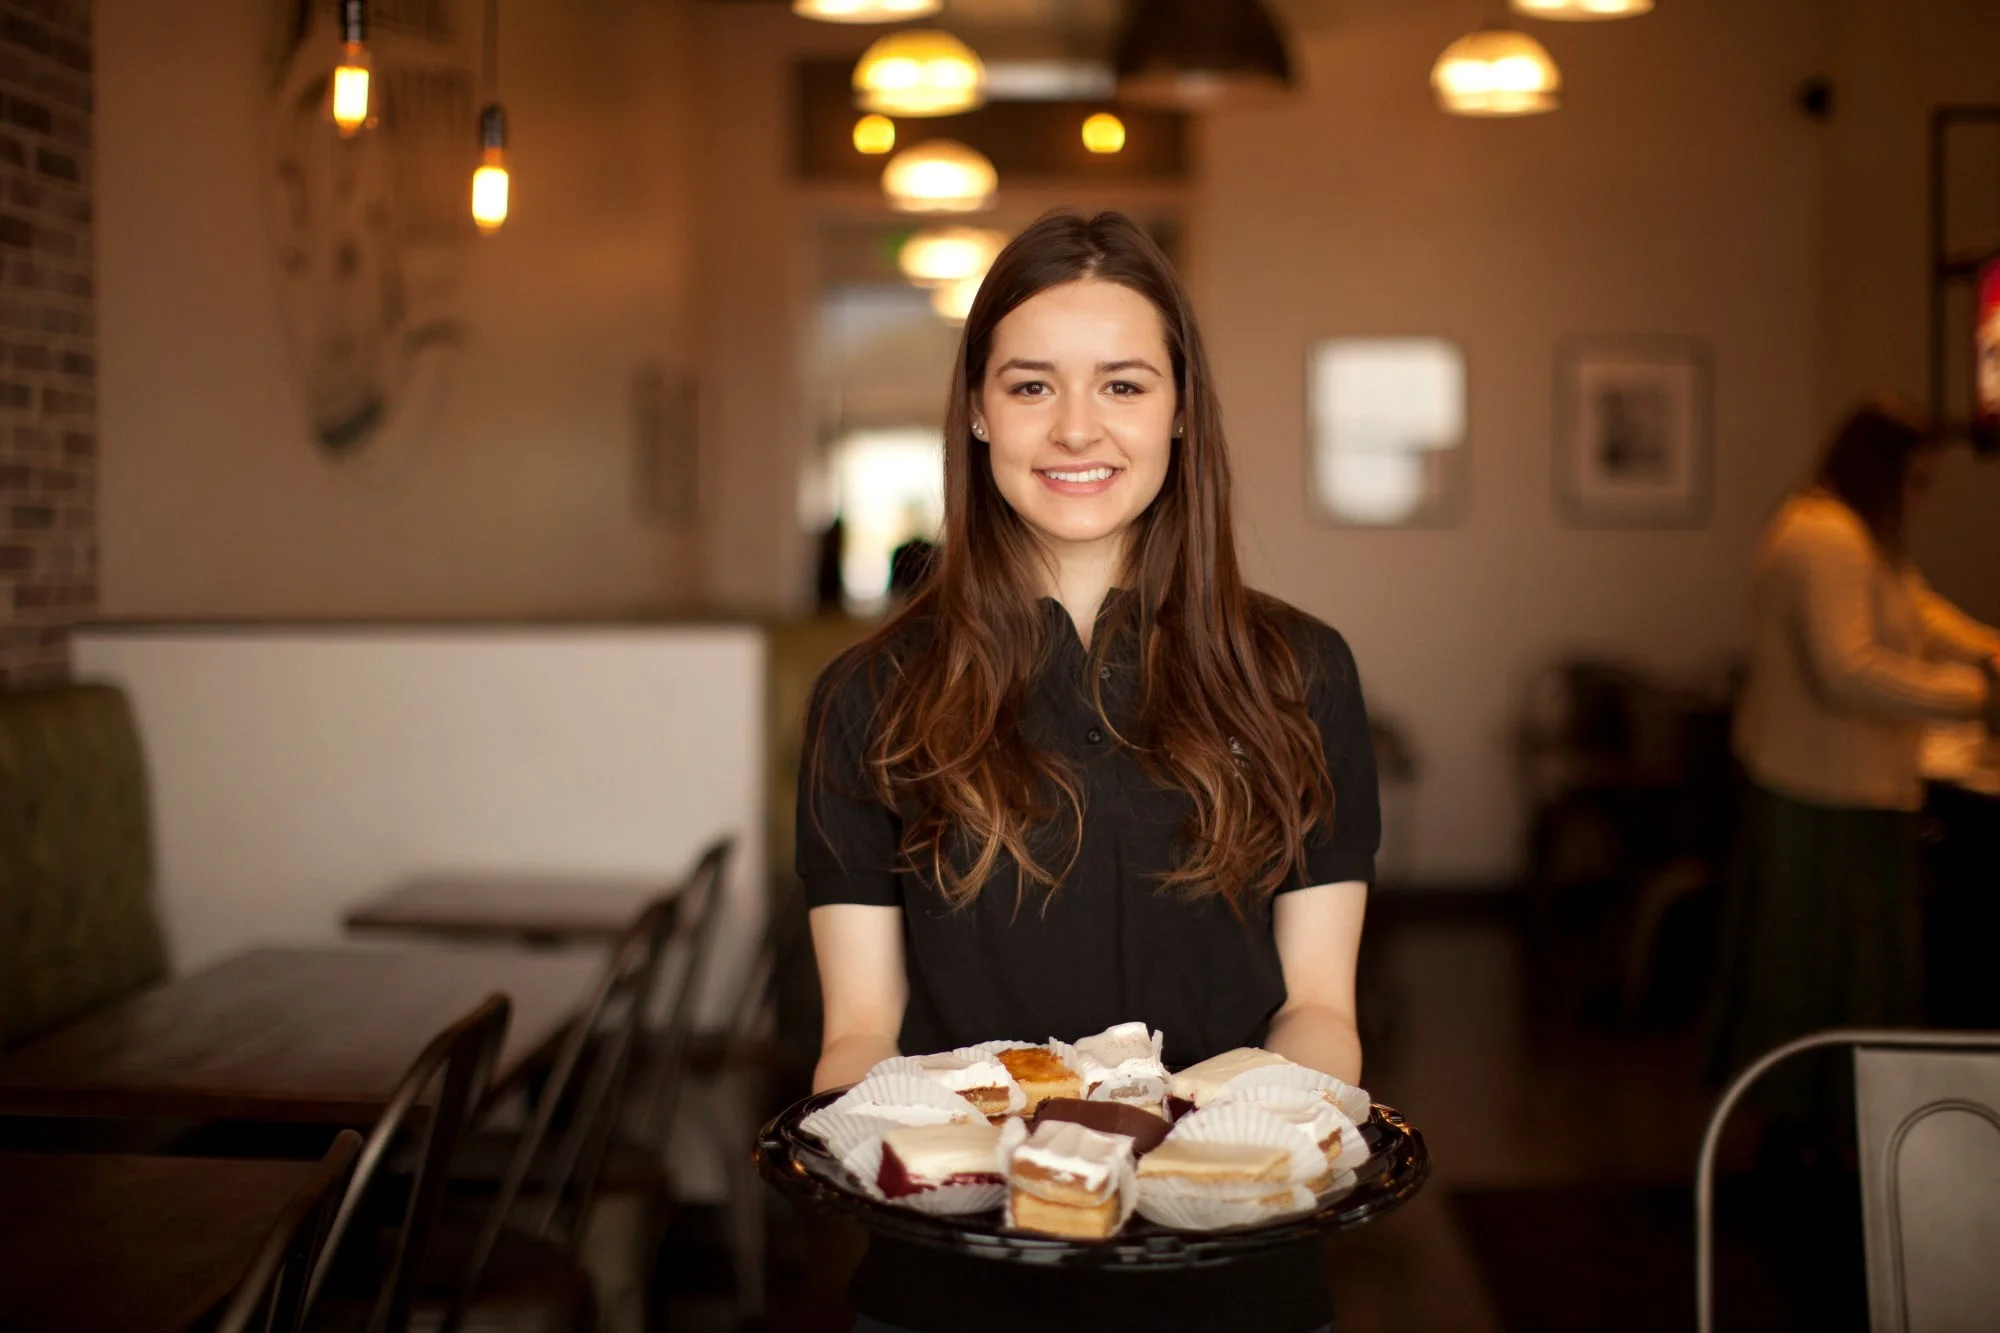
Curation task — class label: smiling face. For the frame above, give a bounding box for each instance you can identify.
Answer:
[971,278,1178,573]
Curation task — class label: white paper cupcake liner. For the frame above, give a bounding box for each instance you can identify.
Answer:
[802,1071,983,1142]
[872,1049,1027,1117]
[1049,1025,1168,1103]
[1209,1085,1372,1173]
[805,1108,1009,1215]
[1155,1101,1328,1187]
[1133,1181,1318,1231]
[1217,1064,1372,1125]
[1316,1168,1358,1203]
[1088,1075,1168,1110]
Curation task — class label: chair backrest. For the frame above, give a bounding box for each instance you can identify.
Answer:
[1695,1028,2000,1333]
[452,890,682,1305]
[638,836,735,1139]
[306,994,510,1333]
[0,682,168,1049]
[212,1129,363,1333]
[1854,1044,2000,1333]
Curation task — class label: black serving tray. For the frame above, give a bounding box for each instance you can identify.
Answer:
[753,1089,1430,1270]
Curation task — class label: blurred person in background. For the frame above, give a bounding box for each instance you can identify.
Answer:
[1709,397,2000,1165]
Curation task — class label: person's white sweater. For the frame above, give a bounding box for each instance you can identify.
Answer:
[1733,491,2000,811]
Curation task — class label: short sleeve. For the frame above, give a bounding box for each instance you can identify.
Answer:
[796,653,905,909]
[1289,619,1381,891]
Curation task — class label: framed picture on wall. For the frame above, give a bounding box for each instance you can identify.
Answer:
[1556,337,1712,527]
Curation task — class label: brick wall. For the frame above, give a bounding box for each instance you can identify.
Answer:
[0,0,90,687]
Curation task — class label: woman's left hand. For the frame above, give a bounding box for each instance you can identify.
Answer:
[1266,881,1368,1084]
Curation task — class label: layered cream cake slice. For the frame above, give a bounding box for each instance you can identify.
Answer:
[1005,1120,1133,1240]
[1135,1138,1292,1191]
[912,1050,1023,1118]
[1164,1047,1291,1116]
[876,1120,1006,1199]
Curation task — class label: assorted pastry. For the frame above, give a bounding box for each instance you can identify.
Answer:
[798,1022,1373,1239]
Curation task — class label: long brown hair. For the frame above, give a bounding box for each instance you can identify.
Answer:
[1814,396,1936,557]
[814,209,1334,916]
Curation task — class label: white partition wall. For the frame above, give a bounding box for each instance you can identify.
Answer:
[73,626,767,1024]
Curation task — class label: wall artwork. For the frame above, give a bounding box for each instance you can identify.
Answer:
[1556,337,1712,528]
[263,0,482,467]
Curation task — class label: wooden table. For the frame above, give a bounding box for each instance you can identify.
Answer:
[344,873,676,945]
[0,1150,321,1333]
[0,945,601,1125]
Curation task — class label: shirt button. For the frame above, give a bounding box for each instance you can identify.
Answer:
[1086,727,1104,746]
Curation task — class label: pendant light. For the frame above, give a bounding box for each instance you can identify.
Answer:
[1112,0,1293,109]
[1432,29,1561,117]
[793,0,941,21]
[853,29,986,118]
[1510,0,1652,18]
[852,113,897,155]
[931,276,981,325]
[881,140,997,214]
[470,0,509,232]
[330,0,371,136]
[898,227,1006,288]
[1081,112,1127,154]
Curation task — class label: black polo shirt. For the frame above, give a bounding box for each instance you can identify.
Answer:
[798,592,1379,1333]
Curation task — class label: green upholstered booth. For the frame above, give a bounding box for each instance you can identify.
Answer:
[0,683,168,1050]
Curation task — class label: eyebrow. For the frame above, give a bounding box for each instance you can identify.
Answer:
[993,357,1165,377]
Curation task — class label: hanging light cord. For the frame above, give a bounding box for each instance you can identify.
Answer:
[483,0,500,94]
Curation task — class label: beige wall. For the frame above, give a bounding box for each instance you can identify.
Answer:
[1191,0,1822,880]
[96,0,702,618]
[1817,0,2000,623]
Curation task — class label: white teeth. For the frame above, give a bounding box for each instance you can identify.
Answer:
[1043,467,1115,483]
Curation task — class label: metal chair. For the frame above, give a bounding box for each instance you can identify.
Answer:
[634,837,735,1143]
[674,860,800,1325]
[213,1130,363,1333]
[420,836,734,1333]
[1695,1028,2000,1333]
[305,995,511,1333]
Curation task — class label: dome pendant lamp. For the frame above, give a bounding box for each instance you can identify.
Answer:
[881,140,997,214]
[1432,28,1561,117]
[1510,0,1652,19]
[853,29,986,118]
[793,0,942,22]
[1112,0,1294,109]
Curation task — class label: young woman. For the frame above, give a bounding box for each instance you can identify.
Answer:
[797,211,1378,1333]
[1710,399,2000,1124]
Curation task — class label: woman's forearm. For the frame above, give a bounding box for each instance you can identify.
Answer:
[1264,1001,1363,1086]
[813,1031,902,1093]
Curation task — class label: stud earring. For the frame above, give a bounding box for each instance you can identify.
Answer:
[971,422,987,440]
[1172,422,1184,438]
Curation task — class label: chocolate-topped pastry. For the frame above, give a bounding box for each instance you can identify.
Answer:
[1031,1097,1170,1156]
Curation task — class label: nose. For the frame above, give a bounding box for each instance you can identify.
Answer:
[1050,393,1102,452]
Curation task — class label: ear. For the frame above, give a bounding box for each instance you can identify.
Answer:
[968,391,988,439]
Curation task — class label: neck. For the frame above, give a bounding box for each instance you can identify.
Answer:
[1041,537,1126,650]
